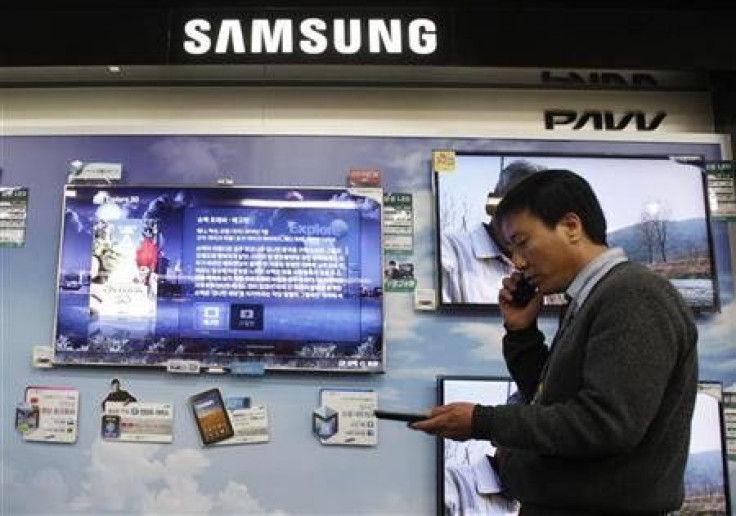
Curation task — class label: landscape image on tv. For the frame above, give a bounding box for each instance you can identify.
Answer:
[436,153,718,311]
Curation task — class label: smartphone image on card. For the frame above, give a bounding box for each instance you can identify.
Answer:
[101,414,121,439]
[190,388,235,445]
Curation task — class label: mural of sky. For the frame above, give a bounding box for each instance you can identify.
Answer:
[1,134,734,515]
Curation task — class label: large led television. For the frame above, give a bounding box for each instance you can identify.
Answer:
[436,377,731,516]
[435,151,719,311]
[681,382,731,515]
[436,375,520,516]
[54,185,384,372]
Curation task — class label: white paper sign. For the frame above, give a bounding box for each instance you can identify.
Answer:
[214,406,269,446]
[73,162,123,181]
[319,389,377,446]
[24,386,79,444]
[102,402,174,443]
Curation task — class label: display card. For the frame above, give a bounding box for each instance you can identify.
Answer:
[24,386,79,444]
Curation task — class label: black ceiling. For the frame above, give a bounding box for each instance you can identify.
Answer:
[1,2,735,77]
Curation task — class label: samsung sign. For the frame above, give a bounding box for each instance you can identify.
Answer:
[181,16,438,59]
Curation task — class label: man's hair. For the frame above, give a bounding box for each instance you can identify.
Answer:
[486,160,546,216]
[492,160,546,198]
[494,169,608,245]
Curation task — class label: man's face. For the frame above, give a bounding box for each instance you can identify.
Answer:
[501,209,579,294]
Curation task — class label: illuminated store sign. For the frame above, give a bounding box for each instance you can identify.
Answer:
[181,16,438,57]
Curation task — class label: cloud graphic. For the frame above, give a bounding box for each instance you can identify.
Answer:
[448,321,507,360]
[385,294,421,342]
[7,466,71,515]
[698,301,736,356]
[149,138,235,182]
[0,440,286,515]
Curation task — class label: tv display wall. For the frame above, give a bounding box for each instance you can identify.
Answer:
[54,185,384,372]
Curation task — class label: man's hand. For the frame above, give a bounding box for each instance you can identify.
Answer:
[409,402,475,441]
[499,273,543,331]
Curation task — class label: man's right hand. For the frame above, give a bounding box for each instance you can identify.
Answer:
[498,274,543,331]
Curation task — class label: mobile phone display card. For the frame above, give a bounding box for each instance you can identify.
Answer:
[213,406,269,446]
[24,386,79,444]
[319,389,377,446]
[103,402,174,443]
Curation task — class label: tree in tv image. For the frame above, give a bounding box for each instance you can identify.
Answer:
[608,202,714,310]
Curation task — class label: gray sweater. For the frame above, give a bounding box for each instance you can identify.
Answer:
[472,261,698,514]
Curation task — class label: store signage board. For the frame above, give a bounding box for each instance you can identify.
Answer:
[171,8,445,64]
[706,161,736,221]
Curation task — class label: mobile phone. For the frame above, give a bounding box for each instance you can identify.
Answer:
[512,276,537,307]
[190,388,235,445]
[374,409,428,423]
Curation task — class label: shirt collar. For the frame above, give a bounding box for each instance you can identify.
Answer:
[566,247,627,314]
[469,223,505,260]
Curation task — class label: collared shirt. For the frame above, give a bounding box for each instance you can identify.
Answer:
[531,247,628,405]
[440,223,513,304]
[563,247,628,321]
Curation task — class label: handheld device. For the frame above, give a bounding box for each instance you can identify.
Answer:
[374,409,428,423]
[511,276,537,307]
[189,388,235,445]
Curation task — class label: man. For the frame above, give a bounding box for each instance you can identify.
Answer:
[413,170,698,514]
[441,160,544,304]
[101,378,137,411]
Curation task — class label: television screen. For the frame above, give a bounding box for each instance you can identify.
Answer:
[681,382,731,515]
[436,377,731,516]
[435,151,719,311]
[436,375,520,516]
[53,185,384,372]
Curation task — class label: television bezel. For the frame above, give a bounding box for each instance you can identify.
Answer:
[435,374,517,516]
[436,376,732,515]
[685,380,732,515]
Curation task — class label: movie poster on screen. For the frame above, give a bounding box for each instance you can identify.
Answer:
[90,218,158,318]
[0,187,28,247]
[705,161,736,220]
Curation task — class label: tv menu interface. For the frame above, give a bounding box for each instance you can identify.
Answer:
[54,185,384,372]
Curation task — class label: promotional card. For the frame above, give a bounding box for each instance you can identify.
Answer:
[23,386,79,444]
[317,389,377,446]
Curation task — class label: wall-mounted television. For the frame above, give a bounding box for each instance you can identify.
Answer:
[436,377,731,516]
[435,150,719,312]
[436,375,520,516]
[682,382,731,515]
[53,185,384,372]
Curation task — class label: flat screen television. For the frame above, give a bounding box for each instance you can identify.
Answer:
[53,184,384,372]
[436,377,731,516]
[435,151,719,312]
[682,382,731,515]
[436,375,520,516]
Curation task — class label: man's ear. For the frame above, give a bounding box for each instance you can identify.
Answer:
[561,212,583,243]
